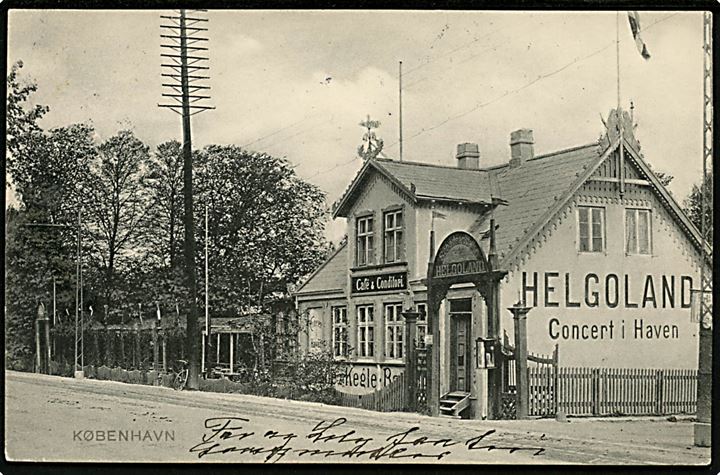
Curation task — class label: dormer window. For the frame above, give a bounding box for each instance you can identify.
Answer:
[384,209,403,263]
[356,215,374,266]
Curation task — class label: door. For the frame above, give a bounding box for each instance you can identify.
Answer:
[450,314,471,392]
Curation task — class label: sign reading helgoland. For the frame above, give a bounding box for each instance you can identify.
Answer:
[432,232,488,280]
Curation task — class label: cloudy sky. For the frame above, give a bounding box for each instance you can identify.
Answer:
[7,10,705,241]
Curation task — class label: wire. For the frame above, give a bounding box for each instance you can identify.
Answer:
[278,13,679,183]
[385,12,679,149]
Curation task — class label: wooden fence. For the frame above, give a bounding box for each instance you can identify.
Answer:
[557,367,697,416]
[334,371,407,412]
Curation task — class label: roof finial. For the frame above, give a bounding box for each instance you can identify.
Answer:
[357,115,384,161]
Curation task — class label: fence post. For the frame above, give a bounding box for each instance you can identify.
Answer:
[402,310,419,412]
[152,320,159,372]
[591,368,600,416]
[161,328,167,372]
[655,369,664,415]
[553,344,559,416]
[509,303,532,420]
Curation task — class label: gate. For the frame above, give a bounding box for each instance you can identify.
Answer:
[415,346,428,413]
[500,334,558,419]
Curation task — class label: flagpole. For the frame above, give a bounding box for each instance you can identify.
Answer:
[616,10,621,111]
[616,10,625,196]
[399,60,403,162]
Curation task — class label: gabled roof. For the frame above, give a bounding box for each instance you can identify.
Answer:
[471,143,607,264]
[479,137,710,268]
[294,242,348,296]
[333,158,497,218]
[622,139,709,258]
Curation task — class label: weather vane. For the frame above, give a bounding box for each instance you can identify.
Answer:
[358,114,384,161]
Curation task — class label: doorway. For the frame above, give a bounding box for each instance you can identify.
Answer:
[449,299,472,393]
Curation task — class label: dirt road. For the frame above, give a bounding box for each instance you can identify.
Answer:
[4,371,710,465]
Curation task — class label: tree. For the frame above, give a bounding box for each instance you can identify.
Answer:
[194,145,330,317]
[684,171,713,242]
[6,61,48,168]
[6,62,96,368]
[84,130,153,310]
[145,140,184,270]
[646,162,674,188]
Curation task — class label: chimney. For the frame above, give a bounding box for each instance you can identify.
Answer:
[456,142,480,169]
[509,129,534,167]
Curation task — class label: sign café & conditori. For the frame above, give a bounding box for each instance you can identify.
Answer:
[351,271,407,294]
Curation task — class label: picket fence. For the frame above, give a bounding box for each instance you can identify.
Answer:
[556,367,697,416]
[334,371,407,412]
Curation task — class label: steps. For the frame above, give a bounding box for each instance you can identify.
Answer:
[439,391,471,418]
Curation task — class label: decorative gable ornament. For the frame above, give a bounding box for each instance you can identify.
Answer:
[598,108,641,153]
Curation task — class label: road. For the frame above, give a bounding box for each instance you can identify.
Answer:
[4,371,710,465]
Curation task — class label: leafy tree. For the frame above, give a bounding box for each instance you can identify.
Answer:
[84,130,153,309]
[6,61,48,168]
[145,140,185,270]
[684,171,713,242]
[194,145,330,316]
[6,63,96,368]
[646,162,674,188]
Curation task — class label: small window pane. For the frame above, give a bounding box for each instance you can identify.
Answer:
[626,210,637,254]
[639,210,650,254]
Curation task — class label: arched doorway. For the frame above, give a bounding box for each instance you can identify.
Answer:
[425,231,506,419]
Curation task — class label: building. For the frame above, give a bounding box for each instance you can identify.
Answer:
[293,108,709,419]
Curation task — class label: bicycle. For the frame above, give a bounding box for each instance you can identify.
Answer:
[172,359,189,390]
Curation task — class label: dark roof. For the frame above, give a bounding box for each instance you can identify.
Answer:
[474,144,602,262]
[333,158,497,218]
[374,159,496,204]
[300,134,707,298]
[294,242,348,296]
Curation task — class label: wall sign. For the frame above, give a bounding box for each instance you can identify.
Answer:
[351,271,407,294]
[433,231,488,280]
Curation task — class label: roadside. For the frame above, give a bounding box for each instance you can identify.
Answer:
[5,371,711,465]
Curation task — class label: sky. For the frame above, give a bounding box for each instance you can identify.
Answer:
[7,10,706,242]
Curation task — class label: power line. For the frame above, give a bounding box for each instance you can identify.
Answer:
[284,13,678,184]
[386,13,678,149]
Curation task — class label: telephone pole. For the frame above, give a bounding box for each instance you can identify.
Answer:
[159,9,214,389]
[694,11,712,448]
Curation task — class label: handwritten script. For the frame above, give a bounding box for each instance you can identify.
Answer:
[189,416,545,462]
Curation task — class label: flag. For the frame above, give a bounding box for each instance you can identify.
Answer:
[432,210,447,220]
[627,11,651,60]
[156,302,162,321]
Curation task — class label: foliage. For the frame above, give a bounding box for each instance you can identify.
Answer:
[194,145,331,315]
[85,129,153,308]
[145,140,185,270]
[646,162,674,188]
[6,60,48,166]
[684,171,713,242]
[5,63,95,369]
[5,61,331,375]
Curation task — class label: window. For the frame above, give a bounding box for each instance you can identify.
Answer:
[356,216,374,266]
[308,308,323,353]
[357,305,374,358]
[578,206,605,253]
[332,306,348,358]
[384,210,403,263]
[626,208,651,255]
[384,303,404,360]
[417,303,428,348]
